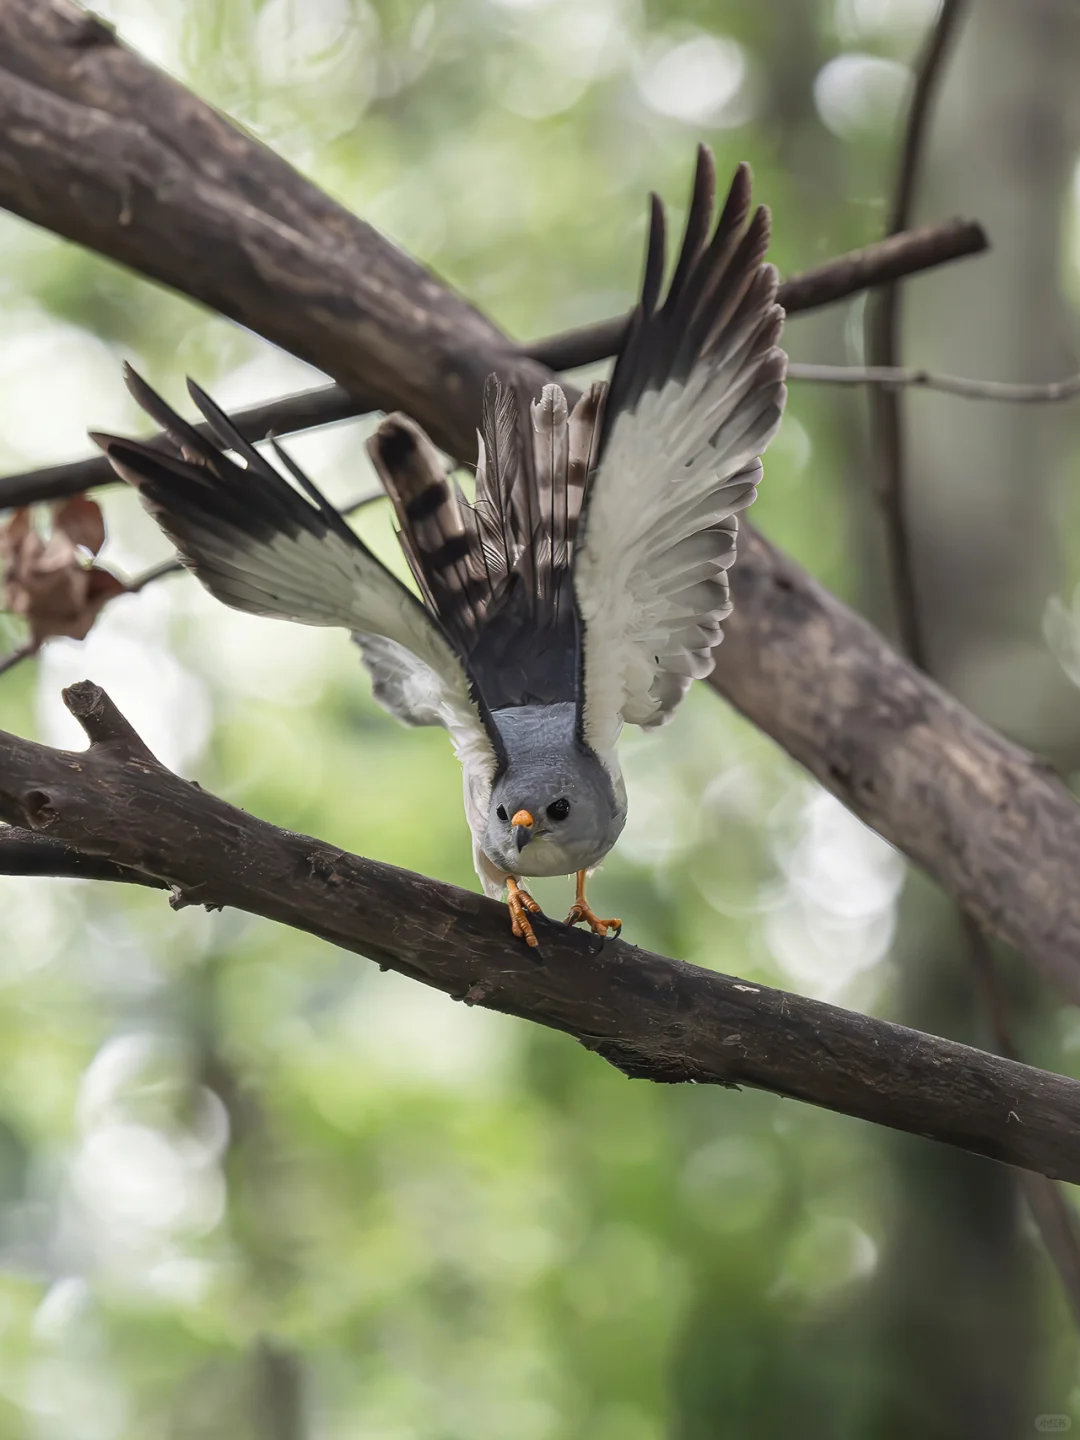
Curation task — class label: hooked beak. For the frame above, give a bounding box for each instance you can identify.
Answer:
[512,809,534,853]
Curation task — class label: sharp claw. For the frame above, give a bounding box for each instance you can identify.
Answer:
[564,903,622,939]
[515,910,540,947]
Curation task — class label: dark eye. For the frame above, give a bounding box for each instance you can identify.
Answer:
[496,805,508,822]
[547,798,571,822]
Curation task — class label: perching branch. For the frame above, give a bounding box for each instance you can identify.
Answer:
[2,679,1080,1185]
[0,224,989,514]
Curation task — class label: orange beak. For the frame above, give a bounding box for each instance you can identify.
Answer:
[512,809,534,853]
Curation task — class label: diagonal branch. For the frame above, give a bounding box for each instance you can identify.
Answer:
[2,679,1080,1186]
[0,0,547,463]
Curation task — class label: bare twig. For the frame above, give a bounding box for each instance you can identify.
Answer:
[788,362,1080,402]
[866,0,1080,1328]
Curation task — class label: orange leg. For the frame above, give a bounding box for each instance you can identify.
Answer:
[565,870,621,939]
[506,876,543,948]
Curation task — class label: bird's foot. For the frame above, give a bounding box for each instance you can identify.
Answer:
[565,899,622,940]
[506,876,543,948]
[565,870,621,939]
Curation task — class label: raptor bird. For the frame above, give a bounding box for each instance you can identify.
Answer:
[92,147,787,947]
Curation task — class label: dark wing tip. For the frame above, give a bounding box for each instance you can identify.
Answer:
[692,144,717,215]
[711,164,754,253]
[120,362,158,413]
[641,193,667,319]
[92,430,156,491]
[728,161,753,215]
[185,375,218,420]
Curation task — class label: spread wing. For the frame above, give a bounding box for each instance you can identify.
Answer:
[573,148,787,765]
[91,366,503,795]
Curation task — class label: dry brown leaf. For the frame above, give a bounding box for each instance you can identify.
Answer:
[0,496,126,646]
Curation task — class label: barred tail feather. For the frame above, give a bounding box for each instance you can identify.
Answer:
[367,415,484,646]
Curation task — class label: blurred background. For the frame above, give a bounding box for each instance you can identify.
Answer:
[1,0,1080,1435]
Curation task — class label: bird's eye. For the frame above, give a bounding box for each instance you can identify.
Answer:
[496,804,508,822]
[547,798,571,822]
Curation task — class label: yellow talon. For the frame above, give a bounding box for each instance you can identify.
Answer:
[565,870,621,939]
[506,876,542,948]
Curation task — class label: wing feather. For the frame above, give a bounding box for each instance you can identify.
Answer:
[574,149,787,764]
[93,368,503,797]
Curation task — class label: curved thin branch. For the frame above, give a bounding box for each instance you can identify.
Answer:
[866,0,968,669]
[1,680,1080,1186]
[787,362,1080,402]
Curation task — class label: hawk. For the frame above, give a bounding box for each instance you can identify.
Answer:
[93,148,787,947]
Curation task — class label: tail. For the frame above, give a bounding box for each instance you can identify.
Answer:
[368,373,606,664]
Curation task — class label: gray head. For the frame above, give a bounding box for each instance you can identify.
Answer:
[480,704,626,878]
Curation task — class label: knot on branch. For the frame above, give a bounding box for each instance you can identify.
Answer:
[62,680,161,766]
[20,788,58,830]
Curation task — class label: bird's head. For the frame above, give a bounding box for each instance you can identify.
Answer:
[482,749,626,879]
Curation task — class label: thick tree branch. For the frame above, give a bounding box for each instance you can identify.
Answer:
[0,222,988,514]
[1,680,1079,1186]
[0,822,163,885]
[0,0,549,462]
